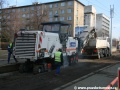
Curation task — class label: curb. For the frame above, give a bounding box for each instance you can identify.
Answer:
[54,63,117,90]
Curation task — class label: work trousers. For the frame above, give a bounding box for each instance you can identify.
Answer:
[55,62,61,74]
[8,52,17,63]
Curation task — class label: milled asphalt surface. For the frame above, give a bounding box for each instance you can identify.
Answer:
[0,62,111,90]
[0,52,120,90]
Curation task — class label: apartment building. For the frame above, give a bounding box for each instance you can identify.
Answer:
[96,13,110,37]
[0,0,85,38]
[84,6,110,37]
[84,5,96,27]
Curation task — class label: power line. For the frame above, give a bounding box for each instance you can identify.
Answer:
[95,0,110,10]
[85,0,120,22]
[85,0,110,12]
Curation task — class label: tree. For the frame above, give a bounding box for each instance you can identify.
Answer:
[27,4,49,30]
[1,3,49,42]
[0,0,7,49]
[1,8,23,42]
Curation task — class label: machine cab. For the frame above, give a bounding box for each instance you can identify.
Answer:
[41,21,70,34]
[41,21,71,44]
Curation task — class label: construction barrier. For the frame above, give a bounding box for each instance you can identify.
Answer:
[104,67,120,90]
[104,77,118,90]
[118,67,120,89]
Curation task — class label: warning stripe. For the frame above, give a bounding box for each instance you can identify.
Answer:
[66,48,76,51]
[36,49,48,52]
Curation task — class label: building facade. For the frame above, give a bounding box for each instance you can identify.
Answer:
[0,0,85,38]
[96,13,110,37]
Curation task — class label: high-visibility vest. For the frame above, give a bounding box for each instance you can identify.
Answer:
[8,43,12,49]
[10,43,12,48]
[55,51,62,62]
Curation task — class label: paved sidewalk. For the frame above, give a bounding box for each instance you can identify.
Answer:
[54,63,119,90]
[0,58,25,67]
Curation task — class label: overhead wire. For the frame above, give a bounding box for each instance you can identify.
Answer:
[85,0,120,23]
[85,0,109,12]
[95,0,110,9]
[85,0,120,38]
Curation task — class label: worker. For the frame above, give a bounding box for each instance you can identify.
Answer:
[54,48,63,75]
[7,42,18,63]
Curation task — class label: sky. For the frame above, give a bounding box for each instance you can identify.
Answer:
[6,0,120,39]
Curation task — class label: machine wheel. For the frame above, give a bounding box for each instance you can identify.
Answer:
[33,66,40,74]
[104,49,107,57]
[107,49,111,57]
[68,56,72,66]
[33,65,44,74]
[69,55,74,65]
[75,54,78,63]
[97,49,102,59]
[98,52,101,59]
[19,64,25,73]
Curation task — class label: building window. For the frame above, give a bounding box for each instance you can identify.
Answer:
[55,3,58,7]
[49,4,52,8]
[22,21,25,24]
[67,9,72,13]
[12,9,15,12]
[7,15,10,19]
[49,11,52,16]
[68,1,72,5]
[44,5,46,9]
[37,6,40,10]
[31,7,34,10]
[49,18,53,21]
[55,11,58,14]
[76,10,78,16]
[76,17,78,22]
[26,14,30,18]
[60,17,64,21]
[67,16,72,20]
[22,8,26,12]
[61,2,65,6]
[37,12,40,16]
[7,22,10,25]
[22,14,26,18]
[18,8,21,12]
[55,17,58,21]
[7,10,10,13]
[61,10,65,14]
[31,13,34,17]
[30,26,34,29]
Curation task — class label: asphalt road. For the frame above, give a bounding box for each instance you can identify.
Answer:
[0,54,120,90]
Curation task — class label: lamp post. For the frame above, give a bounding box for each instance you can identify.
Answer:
[0,2,2,50]
[110,5,114,55]
[0,30,1,50]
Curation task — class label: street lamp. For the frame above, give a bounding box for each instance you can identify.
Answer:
[0,30,1,50]
[110,5,114,55]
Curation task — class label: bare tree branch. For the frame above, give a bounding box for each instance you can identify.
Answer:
[1,8,23,42]
[27,4,49,30]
